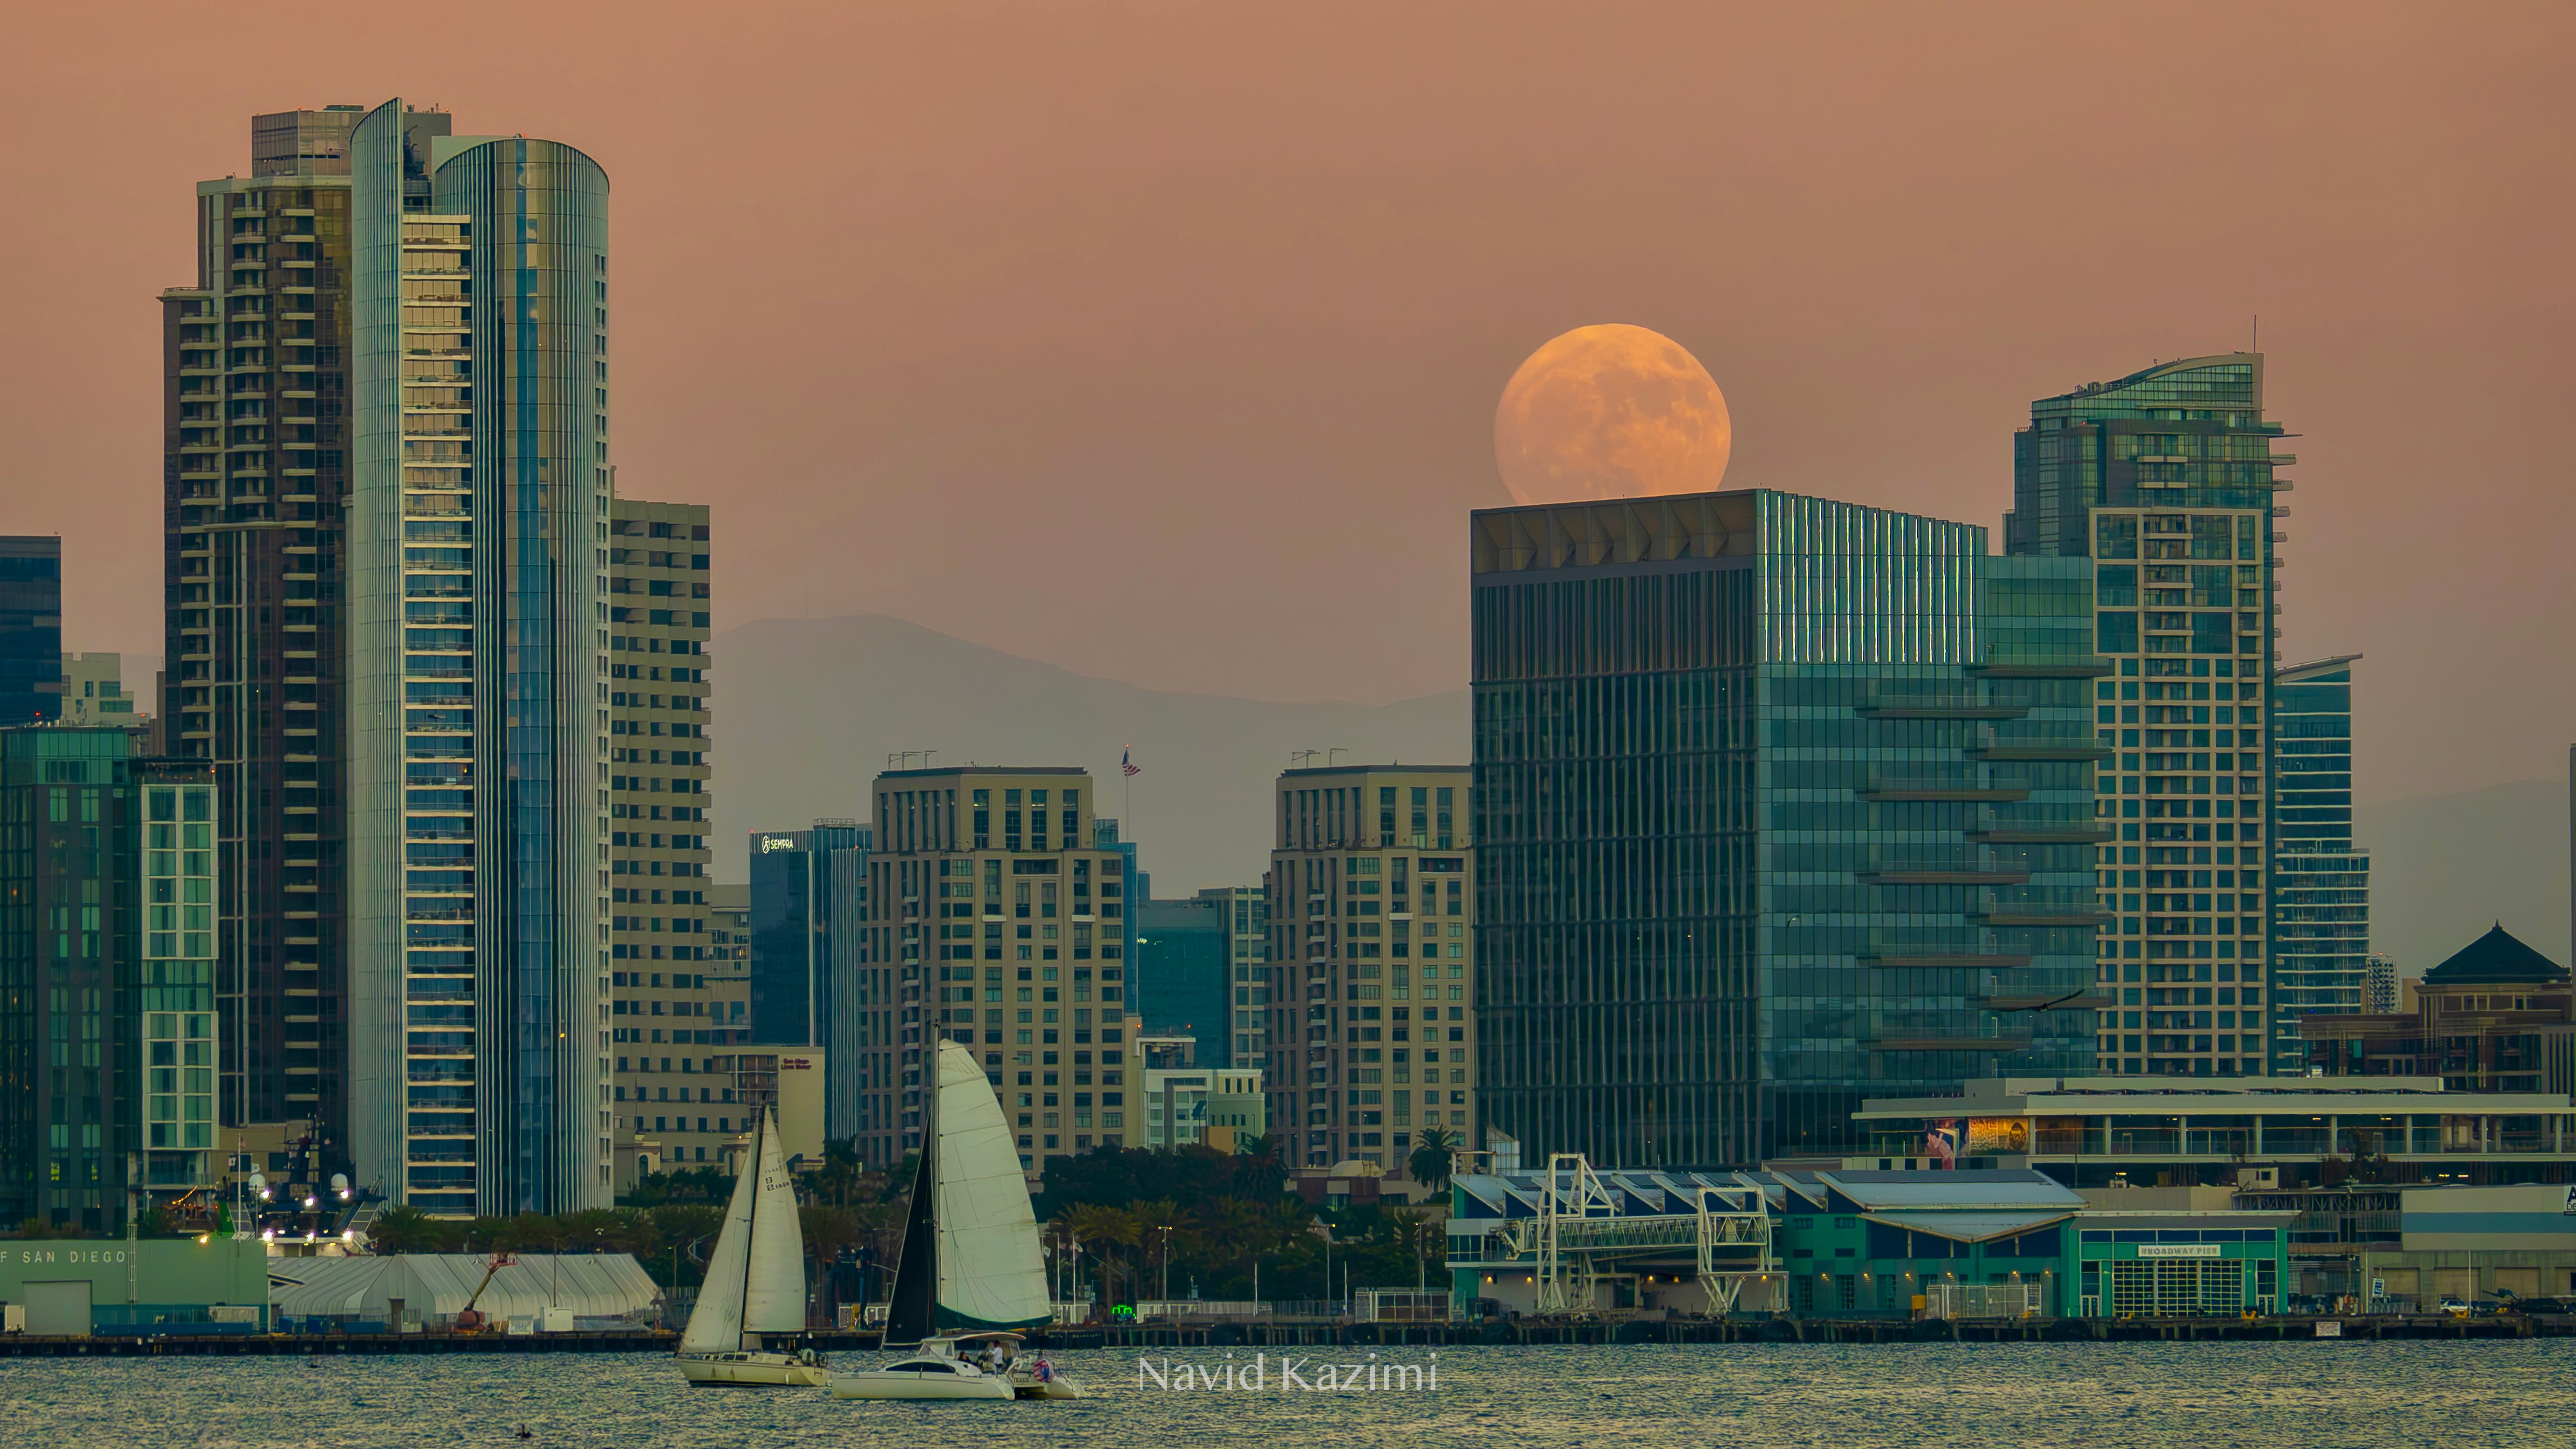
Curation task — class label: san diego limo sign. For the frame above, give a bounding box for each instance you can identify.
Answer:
[1136,1351,1439,1392]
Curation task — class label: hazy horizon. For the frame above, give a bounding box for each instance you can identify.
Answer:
[5,2,2568,807]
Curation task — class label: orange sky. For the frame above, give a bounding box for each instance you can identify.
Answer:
[1,2,2567,801]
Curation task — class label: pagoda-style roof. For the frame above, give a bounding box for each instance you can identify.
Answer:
[2421,924,2567,987]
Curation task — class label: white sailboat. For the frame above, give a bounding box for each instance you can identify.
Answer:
[831,1040,1084,1401]
[676,1105,828,1387]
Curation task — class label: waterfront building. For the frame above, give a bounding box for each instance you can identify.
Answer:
[2356,1183,2576,1311]
[1444,1164,2293,1319]
[1854,1072,2576,1301]
[2301,924,2572,1092]
[157,109,364,1164]
[1471,491,2100,1171]
[0,1237,270,1336]
[2269,655,2372,1070]
[2004,354,2289,1078]
[746,819,870,1142]
[0,728,218,1231]
[1,538,65,725]
[1133,893,1233,1067]
[343,98,611,1215]
[864,766,1132,1174]
[1267,763,1475,1180]
[61,654,144,729]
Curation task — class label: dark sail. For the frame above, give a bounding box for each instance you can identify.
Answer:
[882,1078,939,1344]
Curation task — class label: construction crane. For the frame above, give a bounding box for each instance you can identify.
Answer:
[455,1252,517,1332]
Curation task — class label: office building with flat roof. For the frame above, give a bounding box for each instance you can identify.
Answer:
[0,538,63,726]
[745,819,869,1141]
[2005,354,2289,1079]
[1472,490,2102,1170]
[343,98,611,1215]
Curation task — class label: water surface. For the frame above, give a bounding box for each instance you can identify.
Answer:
[6,1339,2566,1448]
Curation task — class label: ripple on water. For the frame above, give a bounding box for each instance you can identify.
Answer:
[3,1340,2574,1449]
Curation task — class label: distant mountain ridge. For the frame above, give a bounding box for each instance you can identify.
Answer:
[710,616,2569,975]
[709,614,1468,890]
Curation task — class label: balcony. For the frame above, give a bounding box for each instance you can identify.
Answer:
[1971,900,2113,928]
[1868,1035,2033,1054]
[1857,776,2030,803]
[1856,850,2032,886]
[1967,654,2115,679]
[1855,689,2029,720]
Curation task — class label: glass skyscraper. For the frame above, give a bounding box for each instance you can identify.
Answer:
[345,99,612,1214]
[2268,655,2370,1069]
[745,819,869,1142]
[2005,354,2285,1078]
[0,537,63,726]
[1471,490,2100,1169]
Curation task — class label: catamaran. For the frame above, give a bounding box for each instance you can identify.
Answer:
[831,1040,1084,1401]
[676,1105,828,1387]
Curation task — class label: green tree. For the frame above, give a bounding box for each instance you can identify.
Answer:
[1407,1126,1459,1198]
[367,1204,449,1254]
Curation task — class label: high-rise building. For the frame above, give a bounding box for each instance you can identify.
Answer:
[603,497,734,1177]
[158,109,362,1166]
[343,98,611,1215]
[0,538,63,730]
[864,766,1131,1174]
[2,538,66,728]
[745,819,869,1142]
[2005,354,2287,1078]
[0,728,217,1230]
[1205,886,1271,1071]
[1471,491,2101,1168]
[2268,654,2372,1069]
[2365,952,2399,1015]
[1133,893,1232,1067]
[1266,764,1475,1178]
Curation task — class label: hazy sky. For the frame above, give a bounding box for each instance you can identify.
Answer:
[3,3,2567,804]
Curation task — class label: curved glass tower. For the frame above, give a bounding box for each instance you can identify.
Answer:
[349,99,610,1214]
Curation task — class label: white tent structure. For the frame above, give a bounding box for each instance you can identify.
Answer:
[268,1253,662,1328]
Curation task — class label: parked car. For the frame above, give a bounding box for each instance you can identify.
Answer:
[2436,1297,2471,1317]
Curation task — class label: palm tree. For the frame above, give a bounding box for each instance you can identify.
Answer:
[1385,1208,1443,1292]
[368,1204,445,1255]
[1407,1126,1460,1198]
[1130,1199,1185,1303]
[1064,1203,1141,1309]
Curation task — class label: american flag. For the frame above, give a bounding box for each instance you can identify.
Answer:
[1122,747,1140,777]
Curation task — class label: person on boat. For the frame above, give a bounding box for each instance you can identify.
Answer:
[1031,1356,1053,1384]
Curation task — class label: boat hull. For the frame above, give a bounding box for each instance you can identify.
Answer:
[1012,1374,1087,1399]
[830,1368,1014,1400]
[678,1352,830,1387]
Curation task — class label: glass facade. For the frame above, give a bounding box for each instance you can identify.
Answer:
[0,729,217,1229]
[347,100,610,1215]
[2005,355,2285,1078]
[1471,491,2100,1169]
[743,820,869,1140]
[1134,895,1231,1067]
[2268,657,2370,1069]
[0,538,62,725]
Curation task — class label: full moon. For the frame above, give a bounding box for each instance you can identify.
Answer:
[1493,323,1731,506]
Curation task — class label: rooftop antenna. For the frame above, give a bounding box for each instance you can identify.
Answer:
[2253,314,2259,353]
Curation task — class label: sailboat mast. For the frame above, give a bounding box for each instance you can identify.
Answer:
[737,1109,762,1350]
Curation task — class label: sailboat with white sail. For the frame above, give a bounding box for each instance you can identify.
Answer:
[831,1039,1083,1401]
[675,1105,827,1387]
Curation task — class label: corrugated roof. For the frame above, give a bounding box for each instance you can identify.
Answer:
[268,1253,661,1321]
[1863,1210,2070,1242]
[1818,1170,2085,1212]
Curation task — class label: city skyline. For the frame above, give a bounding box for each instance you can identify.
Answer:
[0,5,2566,813]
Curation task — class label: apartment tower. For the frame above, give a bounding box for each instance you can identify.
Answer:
[1266,764,1475,1182]
[2268,655,2372,1068]
[343,99,612,1213]
[865,766,1131,1174]
[2005,355,2287,1078]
